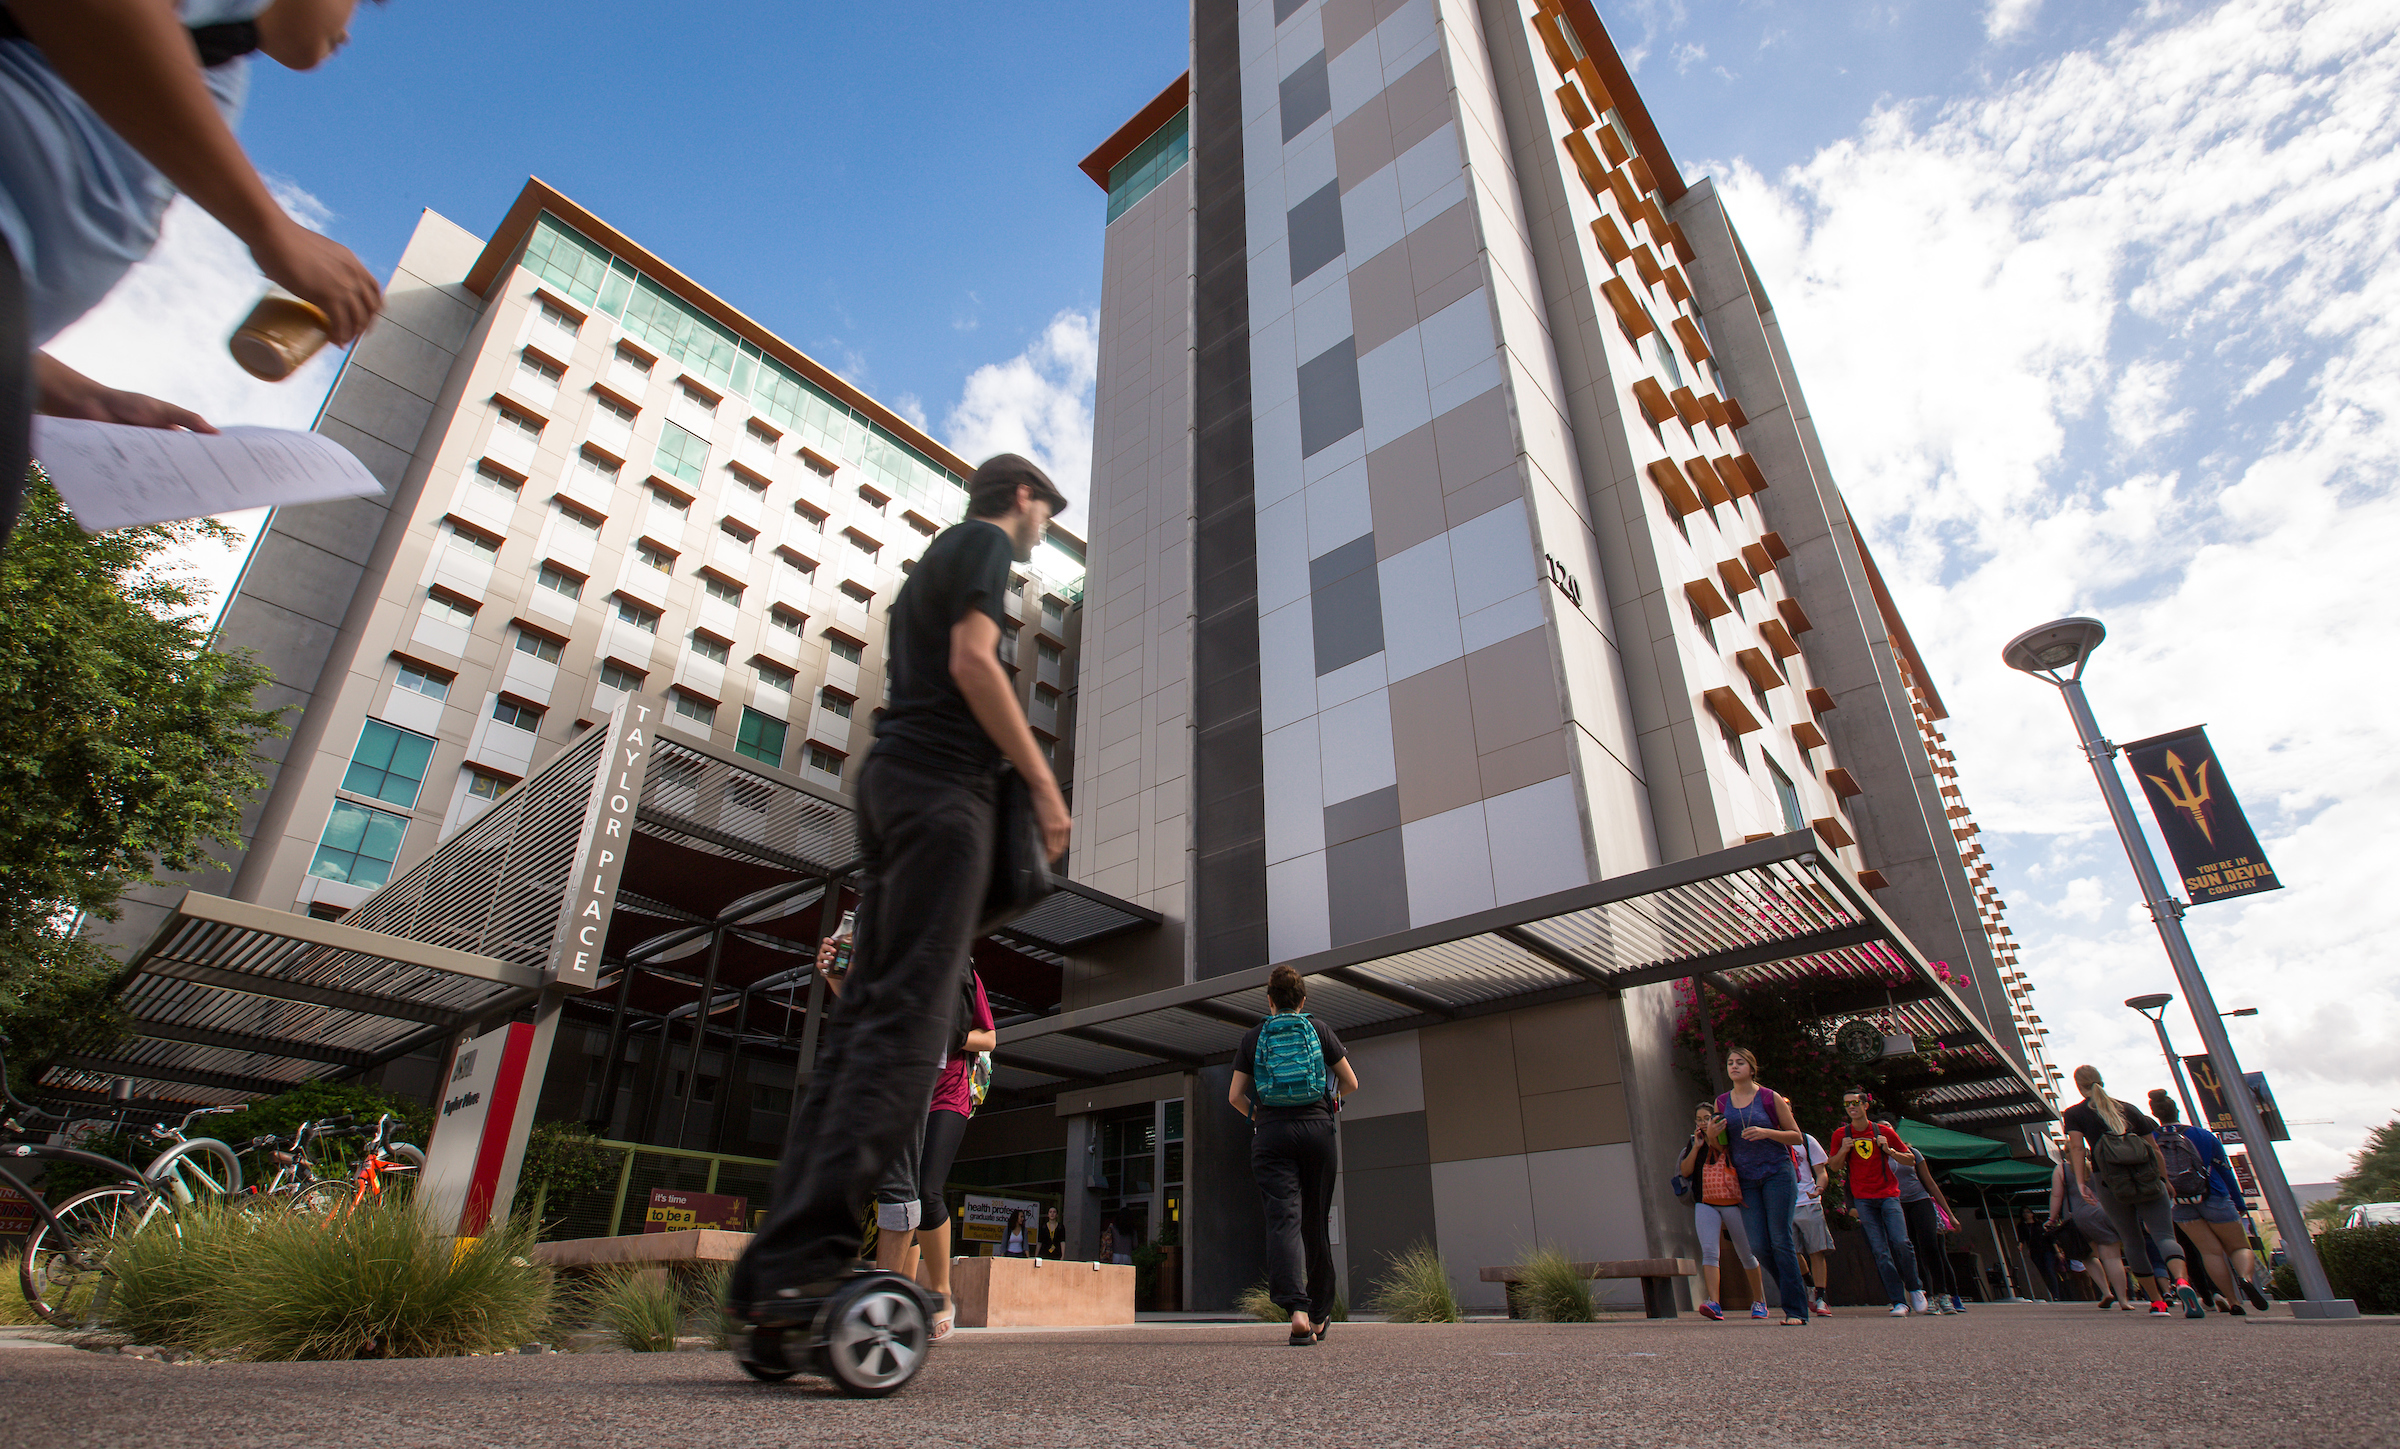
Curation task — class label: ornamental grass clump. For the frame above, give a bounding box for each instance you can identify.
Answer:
[1237,1279,1348,1323]
[199,1200,552,1361]
[1369,1242,1462,1323]
[102,1199,249,1349]
[575,1264,683,1351]
[1511,1244,1596,1323]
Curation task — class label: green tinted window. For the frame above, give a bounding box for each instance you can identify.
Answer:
[341,720,436,808]
[308,800,409,890]
[735,708,787,768]
[654,422,709,484]
[1107,109,1190,223]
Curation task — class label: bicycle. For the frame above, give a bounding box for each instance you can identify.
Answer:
[287,1114,424,1218]
[0,1038,165,1328]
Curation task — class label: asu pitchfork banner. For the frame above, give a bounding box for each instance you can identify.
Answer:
[2121,726,2282,906]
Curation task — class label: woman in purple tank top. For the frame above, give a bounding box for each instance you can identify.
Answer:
[1715,1047,1812,1327]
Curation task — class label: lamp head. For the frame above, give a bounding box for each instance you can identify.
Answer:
[2125,992,2173,1018]
[2003,617,2107,682]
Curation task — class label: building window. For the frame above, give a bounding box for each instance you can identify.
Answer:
[677,383,717,419]
[671,691,716,727]
[446,522,500,561]
[735,708,787,767]
[819,688,853,720]
[424,590,477,630]
[689,632,729,664]
[1040,596,1065,634]
[572,448,619,493]
[466,770,508,802]
[598,660,645,693]
[839,580,874,605]
[756,662,794,693]
[635,540,675,573]
[515,352,562,402]
[614,598,660,633]
[1767,757,1805,834]
[801,451,836,480]
[648,484,691,523]
[703,574,743,605]
[793,502,825,532]
[768,608,804,649]
[1037,639,1062,667]
[536,300,580,343]
[745,419,779,451]
[845,529,881,562]
[342,719,436,808]
[496,405,543,446]
[1718,712,1747,768]
[1688,596,1716,648]
[537,564,584,601]
[514,628,564,664]
[827,635,862,665]
[654,422,709,485]
[555,502,602,540]
[856,486,888,515]
[308,800,409,890]
[471,461,522,506]
[395,662,449,701]
[805,744,844,776]
[491,697,544,733]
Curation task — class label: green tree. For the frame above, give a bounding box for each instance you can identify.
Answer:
[0,474,283,1071]
[2313,1116,2400,1227]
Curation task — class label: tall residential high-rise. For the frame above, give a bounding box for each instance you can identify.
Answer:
[100,179,1086,955]
[982,0,2049,1311]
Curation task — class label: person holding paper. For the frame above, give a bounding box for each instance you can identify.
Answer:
[0,0,387,546]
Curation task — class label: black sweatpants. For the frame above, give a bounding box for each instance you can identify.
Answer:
[733,754,995,1307]
[2,235,32,553]
[1902,1197,1957,1299]
[1253,1116,1338,1322]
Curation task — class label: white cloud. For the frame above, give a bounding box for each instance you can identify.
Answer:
[1985,0,2044,41]
[1711,0,2400,1180]
[941,309,1099,519]
[1671,41,1708,74]
[43,182,346,621]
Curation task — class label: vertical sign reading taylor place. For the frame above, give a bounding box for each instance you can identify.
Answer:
[548,696,654,992]
[2121,725,2282,906]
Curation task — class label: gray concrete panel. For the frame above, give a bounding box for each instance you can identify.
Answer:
[1343,1159,1438,1301]
[1323,782,1401,847]
[1279,50,1331,143]
[1297,336,1364,458]
[1325,824,1408,946]
[1309,552,1384,675]
[1287,180,1348,285]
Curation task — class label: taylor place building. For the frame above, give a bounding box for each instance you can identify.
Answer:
[55,5,2059,1317]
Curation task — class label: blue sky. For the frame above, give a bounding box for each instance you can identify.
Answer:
[50,0,2397,1182]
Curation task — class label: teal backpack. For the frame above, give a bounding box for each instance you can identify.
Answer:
[1253,1012,1328,1108]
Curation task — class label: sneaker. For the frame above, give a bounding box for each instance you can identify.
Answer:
[1751,1303,1770,1320]
[1933,1298,1954,1315]
[1813,1299,1834,1317]
[1701,1300,1724,1321]
[2148,1300,2173,1316]
[1908,1290,1930,1314]
[2176,1283,2205,1319]
[1949,1295,1967,1313]
[1888,1303,1910,1316]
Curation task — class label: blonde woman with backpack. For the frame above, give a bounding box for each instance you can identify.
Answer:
[1230,965,1358,1345]
[2064,1065,2202,1319]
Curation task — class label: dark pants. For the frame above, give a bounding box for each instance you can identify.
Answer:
[732,754,996,1306]
[1252,1117,1337,1322]
[1738,1168,1810,1323]
[1902,1197,1956,1298]
[2,235,32,553]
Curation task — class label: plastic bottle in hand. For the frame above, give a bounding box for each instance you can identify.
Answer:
[827,910,857,976]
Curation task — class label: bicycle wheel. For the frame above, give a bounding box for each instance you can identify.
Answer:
[20,1184,155,1328]
[145,1138,244,1205]
[287,1177,358,1221]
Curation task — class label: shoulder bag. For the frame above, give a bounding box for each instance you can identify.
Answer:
[975,763,1062,936]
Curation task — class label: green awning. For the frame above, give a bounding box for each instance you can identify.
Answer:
[1944,1158,2057,1191]
[1891,1117,2013,1162]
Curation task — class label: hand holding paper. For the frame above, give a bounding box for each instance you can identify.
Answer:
[30,417,385,532]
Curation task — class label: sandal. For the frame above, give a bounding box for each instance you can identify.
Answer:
[929,1292,956,1342]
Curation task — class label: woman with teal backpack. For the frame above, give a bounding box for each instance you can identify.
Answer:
[1230,965,1359,1346]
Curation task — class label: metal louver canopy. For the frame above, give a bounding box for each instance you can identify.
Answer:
[991,832,2053,1131]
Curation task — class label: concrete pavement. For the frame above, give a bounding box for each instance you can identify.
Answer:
[0,1304,2393,1448]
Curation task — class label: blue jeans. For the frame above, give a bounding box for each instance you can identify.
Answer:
[1738,1169,1810,1323]
[1854,1196,1921,1303]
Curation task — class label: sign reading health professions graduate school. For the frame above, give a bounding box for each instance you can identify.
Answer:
[2121,726,2281,905]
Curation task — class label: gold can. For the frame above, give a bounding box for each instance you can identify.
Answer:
[229,289,332,381]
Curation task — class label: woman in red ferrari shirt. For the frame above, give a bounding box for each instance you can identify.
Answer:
[1828,1089,1928,1315]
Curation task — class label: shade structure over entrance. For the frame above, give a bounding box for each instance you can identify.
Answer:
[1891,1117,2016,1162]
[1943,1157,2058,1191]
[992,832,2052,1131]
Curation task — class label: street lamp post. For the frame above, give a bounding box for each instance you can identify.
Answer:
[2004,618,2354,1318]
[2124,993,2203,1133]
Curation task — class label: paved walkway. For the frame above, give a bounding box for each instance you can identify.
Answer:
[2,1305,2394,1448]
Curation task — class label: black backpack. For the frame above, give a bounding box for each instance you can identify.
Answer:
[2157,1126,2210,1204]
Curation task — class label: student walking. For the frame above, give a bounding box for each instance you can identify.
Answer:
[2149,1089,2269,1314]
[1891,1148,1965,1313]
[2063,1065,2203,1318]
[1681,1101,1764,1320]
[1230,965,1359,1346]
[1789,1129,1835,1316]
[731,456,1072,1329]
[2047,1157,2131,1309]
[1716,1048,1811,1327]
[1829,1090,1926,1315]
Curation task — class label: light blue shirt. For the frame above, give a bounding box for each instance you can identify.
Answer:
[0,0,268,344]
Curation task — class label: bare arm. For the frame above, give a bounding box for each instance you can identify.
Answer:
[1740,1092,1804,1146]
[5,0,383,341]
[2067,1131,2091,1197]
[949,610,1070,859]
[963,1028,996,1053]
[1332,1057,1359,1098]
[1680,1134,1705,1176]
[33,353,213,431]
[1228,1070,1253,1120]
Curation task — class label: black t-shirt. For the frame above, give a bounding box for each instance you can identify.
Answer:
[1234,1017,1347,1122]
[869,518,1015,776]
[2062,1099,2158,1143]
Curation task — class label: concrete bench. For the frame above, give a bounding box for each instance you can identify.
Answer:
[1479,1258,1699,1319]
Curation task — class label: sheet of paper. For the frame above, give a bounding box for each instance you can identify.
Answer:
[29,417,385,532]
